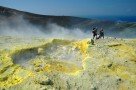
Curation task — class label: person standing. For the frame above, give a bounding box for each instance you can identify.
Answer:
[92,27,97,39]
[99,28,104,39]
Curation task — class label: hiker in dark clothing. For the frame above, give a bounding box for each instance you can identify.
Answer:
[99,28,104,39]
[92,28,97,39]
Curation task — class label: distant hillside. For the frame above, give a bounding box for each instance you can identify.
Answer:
[0,6,136,38]
[0,6,116,29]
[0,6,90,28]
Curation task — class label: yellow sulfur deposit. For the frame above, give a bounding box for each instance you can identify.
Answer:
[73,39,90,61]
[0,37,136,90]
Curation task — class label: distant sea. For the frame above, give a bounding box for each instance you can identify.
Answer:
[84,16,136,22]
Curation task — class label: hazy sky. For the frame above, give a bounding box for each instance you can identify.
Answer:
[0,0,136,16]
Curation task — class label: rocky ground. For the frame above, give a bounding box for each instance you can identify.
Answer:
[0,36,136,90]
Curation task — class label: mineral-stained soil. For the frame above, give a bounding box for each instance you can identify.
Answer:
[0,36,136,90]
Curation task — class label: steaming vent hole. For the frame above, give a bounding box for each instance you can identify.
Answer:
[12,42,82,67]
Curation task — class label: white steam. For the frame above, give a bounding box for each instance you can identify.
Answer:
[0,16,46,37]
[0,16,91,39]
[44,23,91,39]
